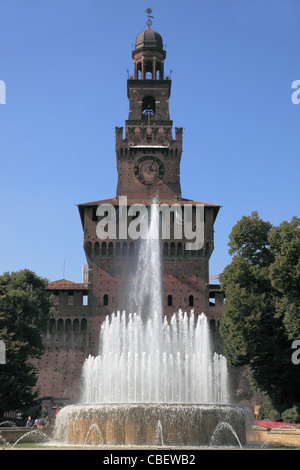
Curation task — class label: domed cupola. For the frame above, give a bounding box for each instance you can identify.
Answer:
[135,28,164,51]
[132,8,166,80]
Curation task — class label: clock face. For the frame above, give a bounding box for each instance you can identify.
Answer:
[134,156,164,185]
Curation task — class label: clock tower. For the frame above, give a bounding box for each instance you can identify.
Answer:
[34,11,231,403]
[116,25,182,200]
[77,15,223,326]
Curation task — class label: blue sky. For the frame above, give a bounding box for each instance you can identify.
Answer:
[0,0,299,283]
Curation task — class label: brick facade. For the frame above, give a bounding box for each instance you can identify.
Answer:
[33,25,228,402]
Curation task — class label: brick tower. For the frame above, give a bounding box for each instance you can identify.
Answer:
[35,17,224,403]
[116,26,182,200]
[78,20,223,319]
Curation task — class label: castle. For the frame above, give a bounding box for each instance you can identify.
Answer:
[34,17,228,403]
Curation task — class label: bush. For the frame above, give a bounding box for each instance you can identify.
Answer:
[282,404,300,424]
[258,402,282,422]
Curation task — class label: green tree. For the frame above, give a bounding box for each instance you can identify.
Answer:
[0,270,54,414]
[219,212,300,407]
[269,217,300,340]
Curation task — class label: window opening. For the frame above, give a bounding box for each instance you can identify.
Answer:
[67,292,74,306]
[142,95,156,118]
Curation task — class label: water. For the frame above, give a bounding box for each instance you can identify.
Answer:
[81,201,229,405]
[210,421,243,448]
[0,435,9,446]
[154,420,164,446]
[129,200,162,322]
[54,402,246,447]
[52,200,243,447]
[84,423,104,446]
[81,310,228,404]
[10,430,51,448]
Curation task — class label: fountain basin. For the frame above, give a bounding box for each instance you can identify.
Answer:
[54,403,247,447]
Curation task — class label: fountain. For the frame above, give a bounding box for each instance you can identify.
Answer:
[10,430,51,448]
[54,202,249,447]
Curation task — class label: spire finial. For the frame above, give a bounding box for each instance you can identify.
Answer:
[146,2,154,29]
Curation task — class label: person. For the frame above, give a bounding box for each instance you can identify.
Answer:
[26,416,33,428]
[34,418,43,430]
[41,406,49,426]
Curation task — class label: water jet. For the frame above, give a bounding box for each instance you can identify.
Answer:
[54,202,249,447]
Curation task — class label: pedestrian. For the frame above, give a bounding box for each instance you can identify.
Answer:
[34,418,43,430]
[26,416,33,428]
[44,415,50,426]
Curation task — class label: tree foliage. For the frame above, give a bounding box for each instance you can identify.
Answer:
[219,212,300,406]
[0,270,54,413]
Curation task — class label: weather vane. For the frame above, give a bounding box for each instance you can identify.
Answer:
[146,1,154,28]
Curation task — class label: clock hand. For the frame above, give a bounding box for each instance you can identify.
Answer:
[149,162,158,171]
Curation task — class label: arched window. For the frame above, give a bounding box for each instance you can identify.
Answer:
[94,242,100,256]
[137,62,142,79]
[170,242,175,256]
[73,319,79,332]
[163,242,168,256]
[108,242,113,255]
[177,243,182,256]
[189,295,194,307]
[81,318,87,332]
[145,60,153,79]
[85,242,92,257]
[142,95,156,117]
[65,318,72,333]
[101,242,107,255]
[167,295,173,306]
[156,62,163,79]
[103,294,108,306]
[57,319,64,332]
